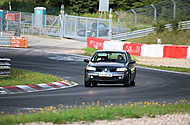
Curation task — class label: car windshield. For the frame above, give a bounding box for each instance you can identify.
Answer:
[91,52,127,63]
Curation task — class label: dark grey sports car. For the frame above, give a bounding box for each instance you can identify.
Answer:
[84,50,136,87]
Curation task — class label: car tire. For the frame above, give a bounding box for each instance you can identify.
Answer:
[124,73,131,87]
[130,69,136,86]
[123,82,129,87]
[84,80,91,87]
[93,82,98,87]
[130,80,135,86]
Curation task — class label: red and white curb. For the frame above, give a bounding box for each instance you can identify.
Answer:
[0,80,78,95]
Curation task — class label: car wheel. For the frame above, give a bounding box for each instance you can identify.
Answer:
[123,73,131,87]
[93,82,98,87]
[84,80,91,87]
[130,80,135,86]
[130,69,136,86]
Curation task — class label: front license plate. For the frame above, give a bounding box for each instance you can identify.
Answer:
[99,72,112,77]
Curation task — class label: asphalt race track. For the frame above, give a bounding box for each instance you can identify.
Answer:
[0,48,190,114]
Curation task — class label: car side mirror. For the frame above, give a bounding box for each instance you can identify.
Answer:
[129,60,136,64]
[84,59,89,63]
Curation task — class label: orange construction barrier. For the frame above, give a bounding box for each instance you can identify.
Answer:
[6,13,15,21]
[10,36,28,48]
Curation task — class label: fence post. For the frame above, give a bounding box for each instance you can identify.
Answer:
[131,9,137,28]
[115,11,120,33]
[151,4,157,23]
[63,15,67,37]
[74,16,77,38]
[20,12,22,34]
[171,0,176,20]
[109,8,112,40]
[85,18,88,48]
[97,19,99,38]
[6,11,9,32]
[60,14,64,38]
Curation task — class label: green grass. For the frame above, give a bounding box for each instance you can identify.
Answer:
[0,68,62,87]
[0,100,190,125]
[128,30,190,45]
[82,48,190,73]
[82,48,97,56]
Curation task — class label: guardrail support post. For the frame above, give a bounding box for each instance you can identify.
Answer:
[131,9,137,28]
[151,4,157,23]
[109,8,113,40]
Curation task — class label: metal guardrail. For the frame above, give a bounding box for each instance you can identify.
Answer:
[164,24,173,31]
[0,37,10,46]
[112,27,155,40]
[0,58,11,78]
[181,21,190,30]
[112,20,190,40]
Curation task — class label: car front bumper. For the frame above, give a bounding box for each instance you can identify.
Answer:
[85,72,128,83]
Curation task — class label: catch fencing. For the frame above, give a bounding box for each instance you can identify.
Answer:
[113,0,190,40]
[0,36,10,46]
[113,20,190,40]
[114,0,190,31]
[0,11,112,41]
[63,15,112,40]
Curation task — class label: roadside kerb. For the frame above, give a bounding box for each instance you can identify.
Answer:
[0,80,79,95]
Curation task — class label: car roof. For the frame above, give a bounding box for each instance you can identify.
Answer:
[96,50,127,53]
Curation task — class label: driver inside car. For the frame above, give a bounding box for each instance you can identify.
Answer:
[117,55,125,63]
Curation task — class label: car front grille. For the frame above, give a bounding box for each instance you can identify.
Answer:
[96,67,117,72]
[93,76,120,81]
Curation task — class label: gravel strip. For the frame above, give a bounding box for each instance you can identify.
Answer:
[21,113,190,125]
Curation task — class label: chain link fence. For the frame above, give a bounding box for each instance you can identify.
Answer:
[0,10,112,41]
[63,15,111,40]
[114,0,190,32]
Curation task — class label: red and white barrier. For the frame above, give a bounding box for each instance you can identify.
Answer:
[87,37,190,59]
[123,43,142,56]
[163,45,188,59]
[187,47,190,59]
[87,37,108,50]
[141,44,164,58]
[104,41,124,51]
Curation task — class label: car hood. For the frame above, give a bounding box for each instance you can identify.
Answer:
[89,62,126,68]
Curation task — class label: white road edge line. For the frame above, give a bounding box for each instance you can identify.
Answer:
[137,66,190,75]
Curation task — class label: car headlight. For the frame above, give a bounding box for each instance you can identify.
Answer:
[116,67,127,72]
[86,66,96,71]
